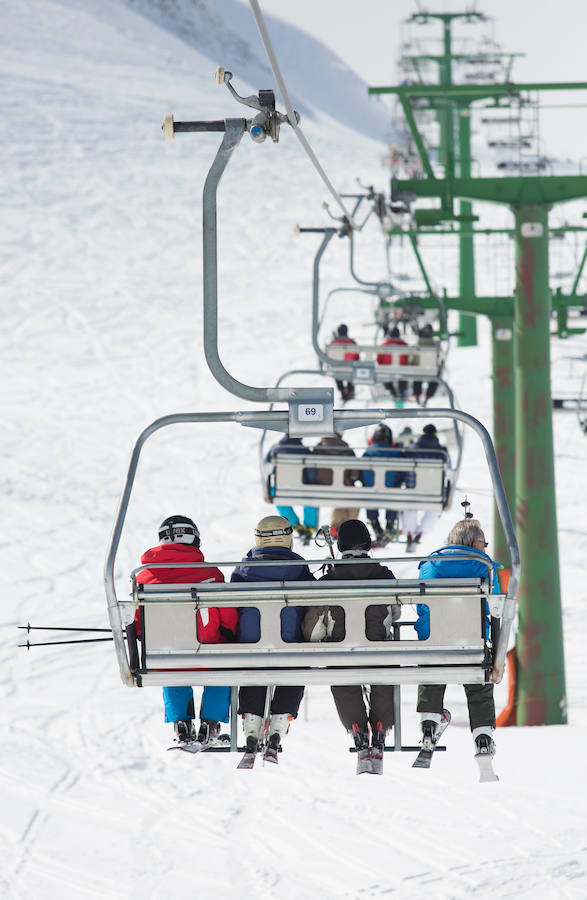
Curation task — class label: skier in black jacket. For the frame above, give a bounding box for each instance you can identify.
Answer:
[301,519,400,763]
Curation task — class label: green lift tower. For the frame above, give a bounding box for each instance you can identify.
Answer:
[370,71,587,726]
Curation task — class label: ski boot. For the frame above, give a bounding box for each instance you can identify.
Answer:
[420,713,443,751]
[241,713,264,754]
[420,720,436,751]
[293,523,313,545]
[173,720,196,744]
[351,722,371,774]
[371,522,386,548]
[383,520,399,543]
[196,718,220,746]
[370,721,386,774]
[472,727,498,782]
[473,728,496,758]
[264,713,293,763]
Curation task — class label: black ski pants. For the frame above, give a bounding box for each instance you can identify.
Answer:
[331,684,395,733]
[238,685,304,718]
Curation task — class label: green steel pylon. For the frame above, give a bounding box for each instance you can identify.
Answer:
[397,10,487,346]
[368,73,587,725]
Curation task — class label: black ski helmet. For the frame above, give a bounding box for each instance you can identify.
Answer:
[336,323,349,337]
[337,519,372,553]
[372,423,393,445]
[158,515,200,547]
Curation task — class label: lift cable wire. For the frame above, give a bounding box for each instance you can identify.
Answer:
[248,0,358,230]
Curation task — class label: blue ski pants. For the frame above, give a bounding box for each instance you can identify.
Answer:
[277,505,318,529]
[163,685,231,723]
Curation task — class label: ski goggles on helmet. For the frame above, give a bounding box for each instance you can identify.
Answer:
[254,524,293,538]
[159,523,199,543]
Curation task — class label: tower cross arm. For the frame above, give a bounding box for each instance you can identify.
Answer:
[393,175,587,206]
[368,81,587,99]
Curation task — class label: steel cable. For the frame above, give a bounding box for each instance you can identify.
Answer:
[248,0,358,229]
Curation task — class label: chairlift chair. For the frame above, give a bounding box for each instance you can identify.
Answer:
[104,72,520,754]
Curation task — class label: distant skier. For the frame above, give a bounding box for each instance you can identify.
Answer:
[414,517,499,764]
[412,323,439,406]
[312,433,361,537]
[401,424,449,549]
[330,324,359,402]
[361,424,401,544]
[135,516,237,746]
[376,325,409,403]
[232,515,314,760]
[264,432,318,543]
[302,519,400,773]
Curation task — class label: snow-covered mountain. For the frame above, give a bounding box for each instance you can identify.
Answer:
[2,1,586,898]
[120,0,392,140]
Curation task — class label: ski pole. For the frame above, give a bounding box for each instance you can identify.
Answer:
[19,637,115,650]
[18,623,113,633]
[315,525,336,559]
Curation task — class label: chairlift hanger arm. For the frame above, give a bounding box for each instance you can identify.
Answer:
[348,230,387,288]
[166,105,335,413]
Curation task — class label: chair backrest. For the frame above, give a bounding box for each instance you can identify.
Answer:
[134,575,501,687]
[266,452,451,510]
[325,341,441,377]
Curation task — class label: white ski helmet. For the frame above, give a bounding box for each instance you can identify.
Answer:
[254,515,293,549]
[158,515,200,547]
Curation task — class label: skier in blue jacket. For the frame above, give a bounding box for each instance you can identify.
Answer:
[264,433,318,542]
[232,515,314,756]
[361,424,401,541]
[415,517,499,759]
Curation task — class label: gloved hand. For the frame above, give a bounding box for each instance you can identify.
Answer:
[219,624,236,642]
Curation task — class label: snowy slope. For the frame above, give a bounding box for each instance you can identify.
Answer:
[2,1,587,899]
[118,0,392,141]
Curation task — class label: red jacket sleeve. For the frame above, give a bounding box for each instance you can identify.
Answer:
[219,607,239,635]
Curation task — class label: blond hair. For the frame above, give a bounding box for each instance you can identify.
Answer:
[446,518,485,548]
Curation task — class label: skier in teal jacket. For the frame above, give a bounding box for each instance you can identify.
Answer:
[415,517,499,760]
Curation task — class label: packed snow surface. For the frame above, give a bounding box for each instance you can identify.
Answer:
[2,1,586,898]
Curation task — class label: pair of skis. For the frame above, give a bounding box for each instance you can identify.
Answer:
[167,734,231,754]
[356,746,384,775]
[411,710,499,782]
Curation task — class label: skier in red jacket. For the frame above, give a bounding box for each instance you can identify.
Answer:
[135,515,238,746]
[331,324,359,401]
[376,326,409,402]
